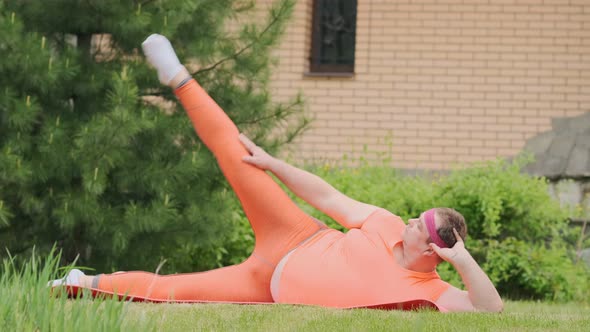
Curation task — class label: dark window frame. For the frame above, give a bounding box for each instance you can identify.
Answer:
[309,0,358,74]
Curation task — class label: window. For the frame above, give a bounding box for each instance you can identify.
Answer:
[309,0,358,74]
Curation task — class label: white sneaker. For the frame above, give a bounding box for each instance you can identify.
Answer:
[48,268,85,287]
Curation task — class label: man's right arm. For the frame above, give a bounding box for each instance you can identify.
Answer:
[239,134,378,229]
[432,229,504,312]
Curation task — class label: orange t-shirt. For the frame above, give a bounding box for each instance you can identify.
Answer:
[275,209,451,308]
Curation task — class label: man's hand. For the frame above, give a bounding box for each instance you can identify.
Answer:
[239,134,275,170]
[429,228,470,266]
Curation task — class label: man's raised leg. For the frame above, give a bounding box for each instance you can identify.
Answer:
[142,35,321,266]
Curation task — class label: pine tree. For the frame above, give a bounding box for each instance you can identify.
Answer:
[0,0,307,272]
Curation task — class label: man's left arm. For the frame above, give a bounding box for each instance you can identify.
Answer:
[238,134,379,229]
[432,229,503,313]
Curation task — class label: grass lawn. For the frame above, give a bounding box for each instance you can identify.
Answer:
[117,300,590,331]
[2,254,589,331]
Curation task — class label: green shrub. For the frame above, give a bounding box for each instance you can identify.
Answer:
[301,162,438,230]
[479,238,587,301]
[435,157,569,242]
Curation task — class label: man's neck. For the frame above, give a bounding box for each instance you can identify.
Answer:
[395,243,437,273]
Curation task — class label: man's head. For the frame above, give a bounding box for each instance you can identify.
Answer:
[428,207,467,248]
[403,207,467,261]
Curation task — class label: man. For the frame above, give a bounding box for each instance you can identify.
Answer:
[52,34,502,312]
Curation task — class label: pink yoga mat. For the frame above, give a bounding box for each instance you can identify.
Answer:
[55,285,443,311]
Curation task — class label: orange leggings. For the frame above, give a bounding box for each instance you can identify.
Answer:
[96,80,323,302]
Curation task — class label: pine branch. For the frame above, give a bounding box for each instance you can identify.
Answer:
[84,0,98,12]
[235,99,301,126]
[84,118,127,167]
[282,117,310,144]
[2,242,32,256]
[233,1,256,14]
[192,0,290,78]
[139,89,175,98]
[0,225,15,234]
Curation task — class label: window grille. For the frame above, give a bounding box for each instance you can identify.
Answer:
[310,0,357,74]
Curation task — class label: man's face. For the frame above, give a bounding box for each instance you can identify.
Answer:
[403,212,431,251]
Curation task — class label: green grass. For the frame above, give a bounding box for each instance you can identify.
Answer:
[2,253,589,331]
[123,301,590,331]
[0,250,155,331]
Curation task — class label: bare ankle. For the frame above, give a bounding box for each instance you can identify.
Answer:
[79,275,95,288]
[169,66,191,89]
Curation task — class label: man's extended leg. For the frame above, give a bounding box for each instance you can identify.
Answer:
[94,256,273,302]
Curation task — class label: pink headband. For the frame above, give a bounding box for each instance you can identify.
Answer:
[424,209,447,248]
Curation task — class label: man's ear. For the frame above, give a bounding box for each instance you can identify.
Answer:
[423,246,436,257]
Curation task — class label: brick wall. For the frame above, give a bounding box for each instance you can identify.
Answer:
[254,0,589,169]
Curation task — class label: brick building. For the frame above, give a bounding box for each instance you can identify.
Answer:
[255,0,589,170]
